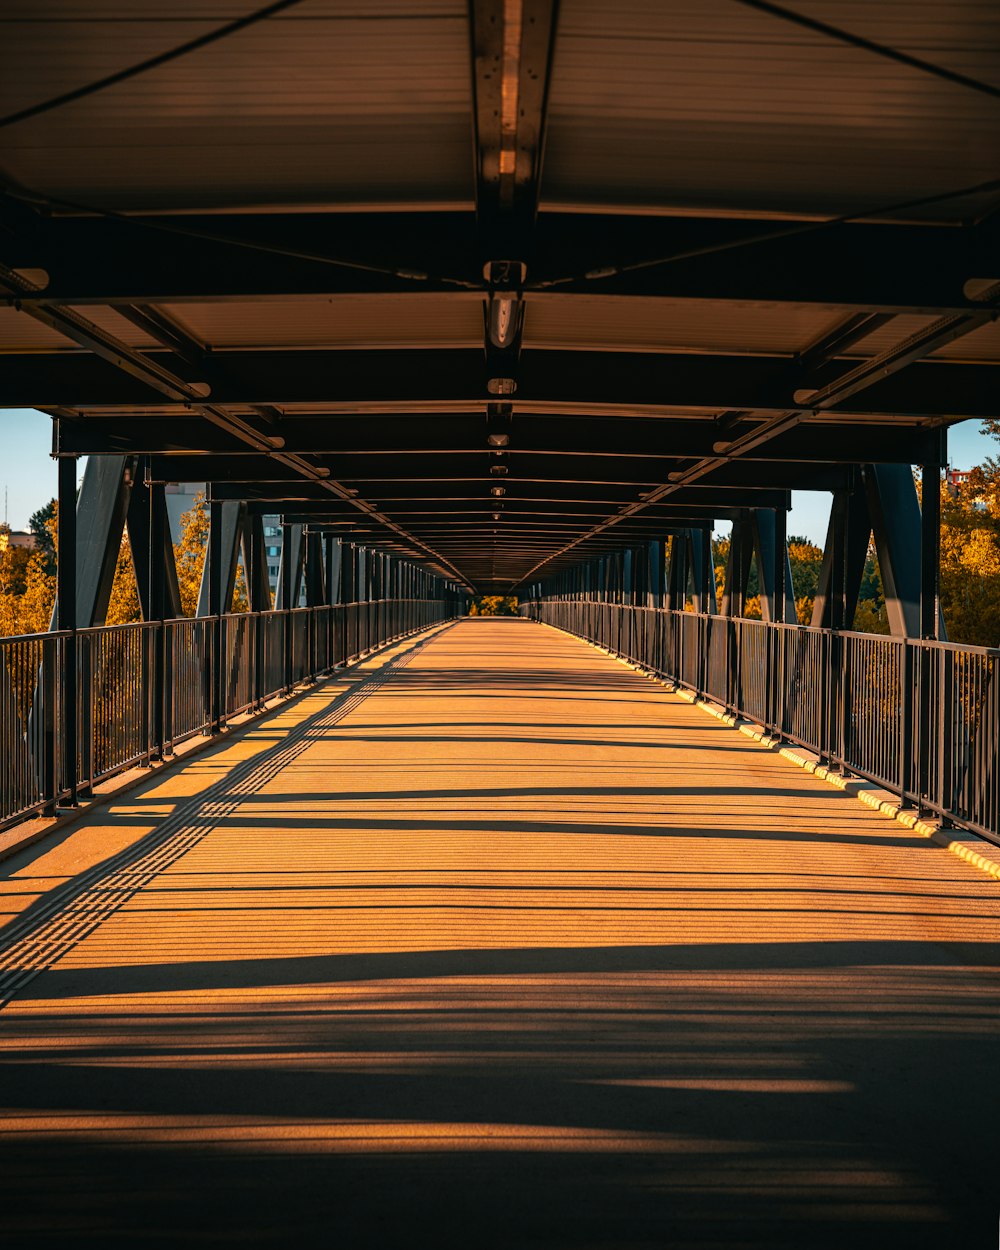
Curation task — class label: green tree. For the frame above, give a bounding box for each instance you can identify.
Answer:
[28,499,57,574]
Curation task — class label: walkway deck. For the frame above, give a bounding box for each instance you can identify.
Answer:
[0,618,997,1248]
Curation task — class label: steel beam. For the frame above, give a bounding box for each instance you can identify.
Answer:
[56,455,78,804]
[810,487,870,630]
[304,531,327,607]
[324,537,343,607]
[59,414,945,465]
[140,453,850,495]
[72,456,135,628]
[13,349,1000,420]
[197,500,245,618]
[749,509,795,625]
[862,465,923,638]
[721,514,754,618]
[127,476,183,621]
[688,529,716,614]
[211,481,790,508]
[3,208,987,314]
[921,436,946,641]
[241,512,273,613]
[276,523,304,611]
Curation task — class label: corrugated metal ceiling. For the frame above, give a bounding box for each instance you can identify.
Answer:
[0,1,473,211]
[525,296,843,355]
[166,297,483,350]
[4,296,998,363]
[542,0,1000,221]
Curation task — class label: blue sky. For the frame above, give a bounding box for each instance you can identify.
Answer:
[0,407,995,544]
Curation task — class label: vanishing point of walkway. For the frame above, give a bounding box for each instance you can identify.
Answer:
[0,619,997,1248]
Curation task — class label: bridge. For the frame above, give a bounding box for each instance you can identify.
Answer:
[1,2,999,1246]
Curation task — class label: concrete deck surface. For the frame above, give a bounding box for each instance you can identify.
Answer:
[0,618,997,1248]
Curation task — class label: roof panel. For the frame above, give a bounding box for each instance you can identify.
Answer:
[524,295,842,354]
[0,304,159,350]
[0,3,474,210]
[166,296,482,350]
[844,314,1000,362]
[543,0,1000,220]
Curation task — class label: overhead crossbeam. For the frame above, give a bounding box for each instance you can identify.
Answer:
[2,207,991,315]
[513,284,999,588]
[12,349,999,420]
[0,283,475,591]
[57,414,947,467]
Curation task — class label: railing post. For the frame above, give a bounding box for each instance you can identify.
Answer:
[163,622,175,753]
[144,458,167,761]
[208,498,224,731]
[40,638,58,815]
[281,521,293,694]
[917,452,942,817]
[939,647,953,818]
[822,629,836,769]
[57,454,78,805]
[899,640,915,806]
[79,633,94,792]
[837,628,849,772]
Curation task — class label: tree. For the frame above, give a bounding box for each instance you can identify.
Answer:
[104,537,142,626]
[4,505,59,635]
[706,531,892,629]
[0,531,32,598]
[11,545,56,636]
[938,469,1000,646]
[469,594,518,616]
[787,537,823,602]
[174,494,209,617]
[28,499,57,574]
[173,493,248,617]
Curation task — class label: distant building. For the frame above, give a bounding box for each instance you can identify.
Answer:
[164,482,205,542]
[0,526,35,552]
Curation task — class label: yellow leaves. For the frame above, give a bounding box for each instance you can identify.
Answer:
[788,540,823,564]
[9,548,56,635]
[104,537,142,626]
[174,493,208,618]
[938,478,1000,646]
[171,494,248,616]
[471,595,518,616]
[954,528,1000,578]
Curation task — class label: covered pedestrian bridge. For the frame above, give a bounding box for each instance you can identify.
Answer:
[0,2,998,1245]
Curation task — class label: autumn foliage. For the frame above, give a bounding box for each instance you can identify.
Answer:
[0,492,249,635]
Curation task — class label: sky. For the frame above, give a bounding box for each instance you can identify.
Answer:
[0,407,995,545]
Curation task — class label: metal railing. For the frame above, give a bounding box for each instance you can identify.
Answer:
[1,598,455,831]
[522,600,999,845]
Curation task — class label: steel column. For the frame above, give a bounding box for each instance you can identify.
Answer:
[863,465,923,637]
[811,484,871,631]
[56,455,78,807]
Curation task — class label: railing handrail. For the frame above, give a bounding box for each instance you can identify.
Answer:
[523,597,998,846]
[0,627,72,645]
[1,596,460,833]
[538,600,1000,659]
